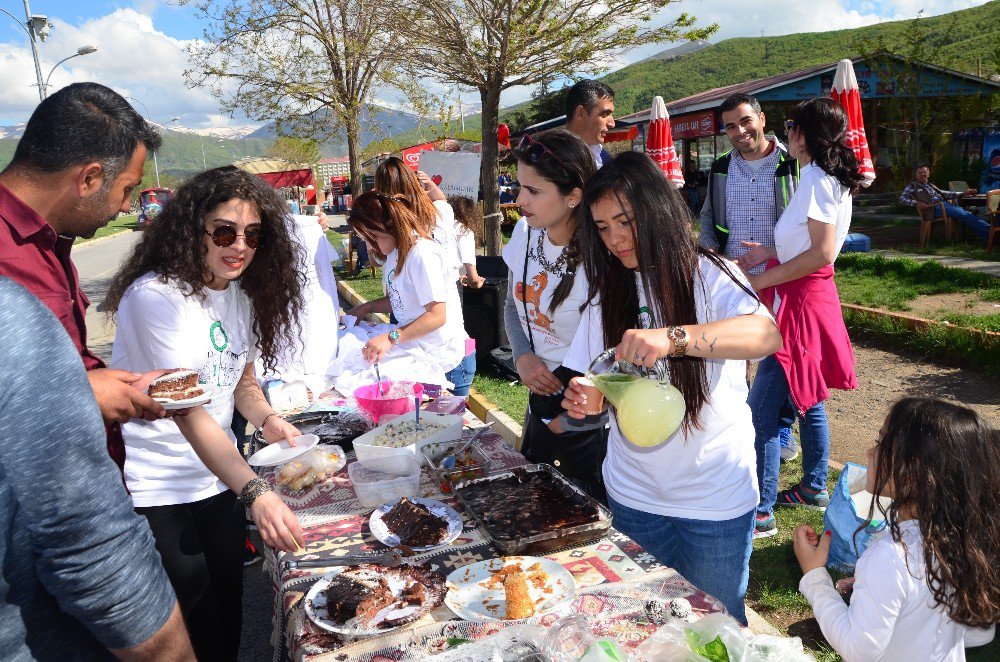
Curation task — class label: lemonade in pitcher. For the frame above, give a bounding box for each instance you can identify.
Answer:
[584,350,685,447]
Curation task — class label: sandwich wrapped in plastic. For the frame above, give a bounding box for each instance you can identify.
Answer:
[275,444,346,491]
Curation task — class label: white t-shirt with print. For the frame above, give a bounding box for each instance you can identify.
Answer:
[112,273,255,508]
[457,225,476,266]
[431,199,462,281]
[383,238,468,373]
[774,162,853,264]
[563,257,773,521]
[502,218,590,371]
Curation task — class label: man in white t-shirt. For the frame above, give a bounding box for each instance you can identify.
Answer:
[564,80,616,168]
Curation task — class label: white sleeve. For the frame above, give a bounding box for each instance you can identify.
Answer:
[805,174,841,225]
[405,244,450,308]
[799,542,908,661]
[458,229,476,264]
[701,258,775,323]
[113,284,192,373]
[501,218,528,272]
[433,199,455,226]
[562,302,604,374]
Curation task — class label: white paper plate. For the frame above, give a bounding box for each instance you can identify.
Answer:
[152,387,215,410]
[247,434,319,467]
[444,556,576,621]
[369,497,463,551]
[304,565,444,636]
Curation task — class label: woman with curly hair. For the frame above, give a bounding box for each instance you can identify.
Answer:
[737,97,861,539]
[105,166,306,661]
[793,397,1000,660]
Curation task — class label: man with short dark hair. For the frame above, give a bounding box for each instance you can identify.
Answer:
[900,164,989,243]
[564,80,616,167]
[0,276,194,660]
[0,82,170,469]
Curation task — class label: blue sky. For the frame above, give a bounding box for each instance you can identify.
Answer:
[0,0,991,129]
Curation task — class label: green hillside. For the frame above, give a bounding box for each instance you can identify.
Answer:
[390,0,999,143]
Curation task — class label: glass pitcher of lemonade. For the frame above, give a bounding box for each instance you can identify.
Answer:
[581,348,685,447]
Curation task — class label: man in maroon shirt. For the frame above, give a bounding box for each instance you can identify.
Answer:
[0,82,170,468]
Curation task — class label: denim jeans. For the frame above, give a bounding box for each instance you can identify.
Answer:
[444,352,476,396]
[750,355,830,516]
[607,496,754,624]
[937,202,990,242]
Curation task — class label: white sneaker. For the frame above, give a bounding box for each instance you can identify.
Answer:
[780,443,799,463]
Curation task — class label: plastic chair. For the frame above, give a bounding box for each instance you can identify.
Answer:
[913,189,954,247]
[987,190,1000,253]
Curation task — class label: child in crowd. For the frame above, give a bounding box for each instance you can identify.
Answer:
[446,195,485,288]
[793,397,1000,661]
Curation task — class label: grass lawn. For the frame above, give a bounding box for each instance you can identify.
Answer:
[74,214,137,244]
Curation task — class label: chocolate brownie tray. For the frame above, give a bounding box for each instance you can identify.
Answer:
[452,464,612,555]
[251,411,371,453]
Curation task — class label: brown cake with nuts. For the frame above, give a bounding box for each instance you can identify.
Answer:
[148,370,203,400]
[381,497,449,547]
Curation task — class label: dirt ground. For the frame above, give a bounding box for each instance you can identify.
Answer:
[904,292,1000,318]
[825,337,1000,465]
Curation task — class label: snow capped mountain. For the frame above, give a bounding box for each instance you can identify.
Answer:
[165,125,261,139]
[0,124,27,140]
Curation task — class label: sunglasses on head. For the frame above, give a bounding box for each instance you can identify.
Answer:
[204,225,262,249]
[517,133,572,172]
[784,120,797,132]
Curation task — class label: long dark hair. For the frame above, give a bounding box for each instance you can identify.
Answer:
[580,152,761,432]
[789,97,864,191]
[514,129,596,312]
[446,195,483,247]
[348,191,429,271]
[105,166,305,373]
[374,156,438,236]
[866,397,1000,627]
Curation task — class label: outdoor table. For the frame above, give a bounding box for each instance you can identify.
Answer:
[259,394,727,661]
[959,193,987,208]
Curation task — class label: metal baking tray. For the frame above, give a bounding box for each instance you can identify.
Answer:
[250,410,372,454]
[452,463,612,555]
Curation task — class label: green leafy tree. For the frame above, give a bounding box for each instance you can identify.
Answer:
[399,0,716,254]
[183,0,419,190]
[266,136,322,164]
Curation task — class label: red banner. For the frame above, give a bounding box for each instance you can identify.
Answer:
[671,111,717,140]
[401,142,436,170]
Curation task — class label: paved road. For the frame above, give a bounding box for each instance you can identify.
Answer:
[873,249,1000,278]
[73,230,274,660]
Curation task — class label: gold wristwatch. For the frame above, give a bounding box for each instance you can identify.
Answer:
[666,326,689,358]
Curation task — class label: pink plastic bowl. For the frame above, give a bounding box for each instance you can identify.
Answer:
[353,381,424,423]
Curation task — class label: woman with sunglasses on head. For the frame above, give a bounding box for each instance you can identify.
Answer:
[105,166,306,661]
[345,192,473,393]
[501,129,608,501]
[736,98,861,539]
[560,152,782,624]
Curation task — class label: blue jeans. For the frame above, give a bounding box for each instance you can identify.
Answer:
[938,203,990,242]
[750,355,830,516]
[444,352,476,396]
[607,496,754,624]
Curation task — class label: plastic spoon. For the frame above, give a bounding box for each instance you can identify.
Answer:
[414,398,423,431]
[373,362,385,396]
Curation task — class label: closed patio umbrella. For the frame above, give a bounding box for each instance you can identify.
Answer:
[646,96,684,188]
[830,59,876,187]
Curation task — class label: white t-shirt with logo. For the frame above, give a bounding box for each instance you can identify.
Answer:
[563,257,773,521]
[502,219,590,371]
[112,273,255,508]
[383,238,468,373]
[774,162,853,264]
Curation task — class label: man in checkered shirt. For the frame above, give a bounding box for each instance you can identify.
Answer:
[900,164,989,243]
[698,93,799,275]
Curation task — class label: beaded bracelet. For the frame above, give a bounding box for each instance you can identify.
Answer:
[239,477,271,508]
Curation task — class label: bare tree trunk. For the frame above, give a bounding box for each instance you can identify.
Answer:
[480,83,502,255]
[345,112,363,194]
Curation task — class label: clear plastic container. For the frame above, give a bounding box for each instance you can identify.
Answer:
[347,455,420,507]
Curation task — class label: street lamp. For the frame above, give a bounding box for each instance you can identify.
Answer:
[43,45,97,96]
[124,97,170,187]
[0,1,51,101]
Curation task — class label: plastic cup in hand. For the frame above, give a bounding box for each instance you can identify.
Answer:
[573,377,605,415]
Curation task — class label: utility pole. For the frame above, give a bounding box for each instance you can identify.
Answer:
[24,2,46,102]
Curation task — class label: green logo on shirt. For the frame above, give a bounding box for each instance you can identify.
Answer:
[209,321,230,352]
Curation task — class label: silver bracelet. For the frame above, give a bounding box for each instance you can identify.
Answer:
[239,477,271,508]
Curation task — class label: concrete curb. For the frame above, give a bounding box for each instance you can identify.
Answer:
[842,302,1000,347]
[73,228,132,248]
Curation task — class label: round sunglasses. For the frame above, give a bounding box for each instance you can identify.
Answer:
[204,225,263,249]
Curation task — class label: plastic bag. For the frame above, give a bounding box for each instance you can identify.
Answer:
[276,444,345,491]
[543,614,636,662]
[745,634,814,661]
[824,462,890,573]
[635,613,748,662]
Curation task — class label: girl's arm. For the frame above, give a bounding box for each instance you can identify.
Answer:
[416,171,446,201]
[364,301,446,363]
[502,271,562,394]
[615,313,781,368]
[346,295,391,319]
[745,218,838,291]
[233,364,299,444]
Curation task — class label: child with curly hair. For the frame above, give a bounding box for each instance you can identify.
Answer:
[794,397,1000,660]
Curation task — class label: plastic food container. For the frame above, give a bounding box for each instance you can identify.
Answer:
[353,411,463,473]
[453,464,613,555]
[353,381,424,423]
[420,440,492,494]
[347,455,420,508]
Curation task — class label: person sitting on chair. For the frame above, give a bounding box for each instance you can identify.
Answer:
[900,165,989,243]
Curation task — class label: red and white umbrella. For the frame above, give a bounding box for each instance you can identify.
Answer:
[646,96,684,188]
[830,59,876,187]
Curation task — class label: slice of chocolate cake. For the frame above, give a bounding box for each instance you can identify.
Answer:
[148,370,203,400]
[323,568,396,628]
[381,497,448,547]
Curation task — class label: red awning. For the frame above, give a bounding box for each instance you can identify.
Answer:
[255,169,314,188]
[604,126,639,143]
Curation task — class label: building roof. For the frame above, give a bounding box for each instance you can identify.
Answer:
[318,157,350,164]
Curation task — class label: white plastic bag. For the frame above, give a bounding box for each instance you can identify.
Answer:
[635,613,748,662]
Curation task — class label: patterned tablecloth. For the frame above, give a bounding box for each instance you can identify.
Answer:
[261,395,725,661]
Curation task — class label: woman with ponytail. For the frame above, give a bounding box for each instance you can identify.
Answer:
[736,97,861,538]
[501,129,607,500]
